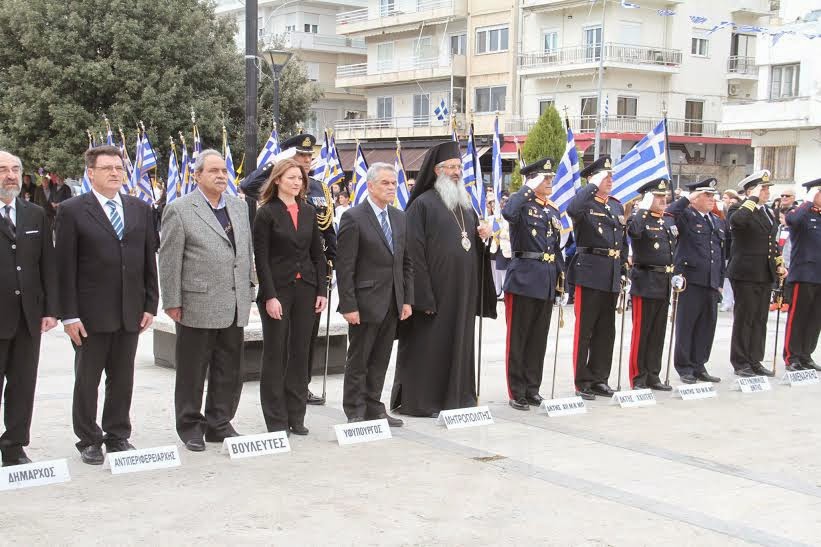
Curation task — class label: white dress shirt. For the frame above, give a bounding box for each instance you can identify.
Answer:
[1,198,16,226]
[92,188,125,231]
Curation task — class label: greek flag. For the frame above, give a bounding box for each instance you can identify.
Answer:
[612,119,669,204]
[602,95,609,129]
[433,99,449,122]
[657,9,676,16]
[395,143,409,210]
[352,143,369,205]
[166,146,181,204]
[707,21,733,35]
[105,127,114,146]
[257,125,281,168]
[119,129,133,194]
[80,133,94,194]
[132,135,155,204]
[689,16,708,24]
[620,0,640,8]
[551,127,581,231]
[311,131,330,182]
[326,134,345,188]
[178,142,190,196]
[490,116,502,216]
[462,125,484,217]
[223,131,239,196]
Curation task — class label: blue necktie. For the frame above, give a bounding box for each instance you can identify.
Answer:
[380,210,393,253]
[107,200,124,240]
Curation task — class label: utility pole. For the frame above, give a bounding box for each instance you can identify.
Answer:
[593,0,607,160]
[245,0,259,172]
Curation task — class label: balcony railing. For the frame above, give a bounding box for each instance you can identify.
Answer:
[518,43,682,70]
[337,63,368,77]
[337,0,456,26]
[333,114,463,137]
[337,55,460,78]
[276,31,366,51]
[506,116,751,139]
[727,55,757,75]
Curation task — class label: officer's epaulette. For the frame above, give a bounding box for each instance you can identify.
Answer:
[649,211,662,218]
[609,195,622,204]
[534,197,546,207]
[663,211,674,217]
[543,198,559,211]
[741,199,757,212]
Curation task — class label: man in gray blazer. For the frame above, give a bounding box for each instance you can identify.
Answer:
[159,150,254,452]
[337,163,413,427]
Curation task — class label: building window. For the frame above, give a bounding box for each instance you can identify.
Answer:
[476,26,509,55]
[258,17,264,37]
[584,26,602,62]
[379,0,395,17]
[542,31,558,53]
[377,97,393,119]
[305,62,320,81]
[617,97,637,118]
[377,42,394,72]
[304,24,318,34]
[475,86,507,113]
[413,36,434,59]
[285,25,296,32]
[759,146,795,181]
[691,37,709,57]
[684,100,704,136]
[449,88,466,114]
[770,63,799,100]
[539,99,555,116]
[413,94,430,126]
[580,97,598,131]
[450,34,466,56]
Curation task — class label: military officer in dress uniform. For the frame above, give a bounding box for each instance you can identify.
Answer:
[666,179,725,384]
[567,156,628,400]
[782,178,821,371]
[501,157,565,410]
[241,134,336,405]
[626,178,676,391]
[727,170,784,378]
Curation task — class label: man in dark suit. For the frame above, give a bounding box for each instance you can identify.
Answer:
[336,162,412,426]
[667,179,725,384]
[0,151,58,467]
[55,145,159,465]
[728,170,784,377]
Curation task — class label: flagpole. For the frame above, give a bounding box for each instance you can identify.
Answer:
[662,103,674,200]
[139,121,158,203]
[593,0,607,160]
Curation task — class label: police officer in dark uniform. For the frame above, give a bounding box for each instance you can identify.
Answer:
[241,134,336,405]
[728,170,784,378]
[567,156,628,400]
[782,178,821,371]
[501,157,565,410]
[626,178,676,391]
[666,179,725,384]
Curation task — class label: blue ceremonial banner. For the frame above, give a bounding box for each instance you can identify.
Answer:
[395,142,409,210]
[223,129,239,197]
[612,119,669,204]
[352,142,369,206]
[462,124,484,217]
[326,133,345,188]
[434,99,449,122]
[551,127,581,231]
[132,135,155,205]
[257,124,281,168]
[166,146,181,204]
[311,130,330,182]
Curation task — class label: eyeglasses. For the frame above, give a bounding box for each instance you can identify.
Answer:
[439,163,462,172]
[780,194,794,198]
[93,165,126,174]
[0,166,21,176]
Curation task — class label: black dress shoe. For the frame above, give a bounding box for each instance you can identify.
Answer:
[289,424,309,436]
[734,367,756,378]
[429,411,440,419]
[648,382,673,391]
[679,375,697,384]
[185,438,206,452]
[695,371,721,383]
[786,362,807,372]
[306,391,325,406]
[347,416,365,423]
[525,394,544,406]
[751,363,775,377]
[591,383,614,397]
[509,398,530,411]
[575,387,596,400]
[632,383,648,390]
[1,456,32,467]
[205,430,241,443]
[80,445,105,465]
[370,413,404,427]
[803,360,821,371]
[105,440,135,453]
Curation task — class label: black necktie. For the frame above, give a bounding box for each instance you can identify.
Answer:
[703,214,713,230]
[2,205,15,238]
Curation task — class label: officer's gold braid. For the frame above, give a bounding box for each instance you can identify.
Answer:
[316,182,334,231]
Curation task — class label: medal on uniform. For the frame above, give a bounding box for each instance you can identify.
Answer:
[618,215,626,225]
[654,242,660,250]
[532,228,537,237]
[671,226,679,237]
[598,227,603,234]
[552,217,561,230]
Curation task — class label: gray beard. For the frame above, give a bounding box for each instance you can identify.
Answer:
[434,174,471,211]
[0,185,20,202]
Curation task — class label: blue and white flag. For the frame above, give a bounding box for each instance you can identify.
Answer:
[462,124,484,217]
[223,128,239,196]
[132,134,155,204]
[139,135,158,176]
[657,9,676,16]
[166,145,181,204]
[257,124,281,168]
[689,16,708,24]
[326,134,345,188]
[119,128,133,194]
[395,141,410,210]
[80,132,94,194]
[612,119,669,204]
[620,0,639,8]
[352,142,369,206]
[551,127,581,231]
[433,99,449,122]
[490,116,502,217]
[706,21,733,35]
[311,131,330,182]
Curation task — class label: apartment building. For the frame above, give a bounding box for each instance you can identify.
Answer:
[719,0,820,191]
[214,0,368,135]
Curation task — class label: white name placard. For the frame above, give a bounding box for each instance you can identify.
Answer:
[437,406,494,429]
[0,459,70,492]
[732,376,771,393]
[224,432,290,459]
[105,445,181,475]
[673,383,718,400]
[334,419,392,446]
[780,370,820,386]
[611,389,656,408]
[540,397,587,417]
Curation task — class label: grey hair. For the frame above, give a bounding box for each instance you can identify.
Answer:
[366,162,395,183]
[193,149,224,173]
[0,150,23,169]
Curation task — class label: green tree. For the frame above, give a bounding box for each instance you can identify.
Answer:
[509,105,567,191]
[0,0,245,177]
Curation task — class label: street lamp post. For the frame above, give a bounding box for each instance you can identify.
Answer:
[245,0,259,172]
[262,49,293,132]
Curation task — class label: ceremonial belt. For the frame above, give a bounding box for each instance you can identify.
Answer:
[577,246,621,259]
[514,251,555,263]
[634,264,675,274]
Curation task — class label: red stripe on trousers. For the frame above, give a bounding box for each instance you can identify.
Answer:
[572,285,582,386]
[504,292,514,399]
[783,283,800,364]
[628,295,643,388]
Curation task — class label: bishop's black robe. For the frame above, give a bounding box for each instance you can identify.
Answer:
[390,190,497,417]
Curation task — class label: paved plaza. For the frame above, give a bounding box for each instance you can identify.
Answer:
[1,299,820,546]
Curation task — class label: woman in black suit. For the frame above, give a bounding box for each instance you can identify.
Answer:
[254,159,327,435]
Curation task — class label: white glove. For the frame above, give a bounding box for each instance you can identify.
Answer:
[680,191,690,200]
[525,174,545,190]
[747,184,762,199]
[807,187,819,203]
[638,192,654,210]
[588,170,608,188]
